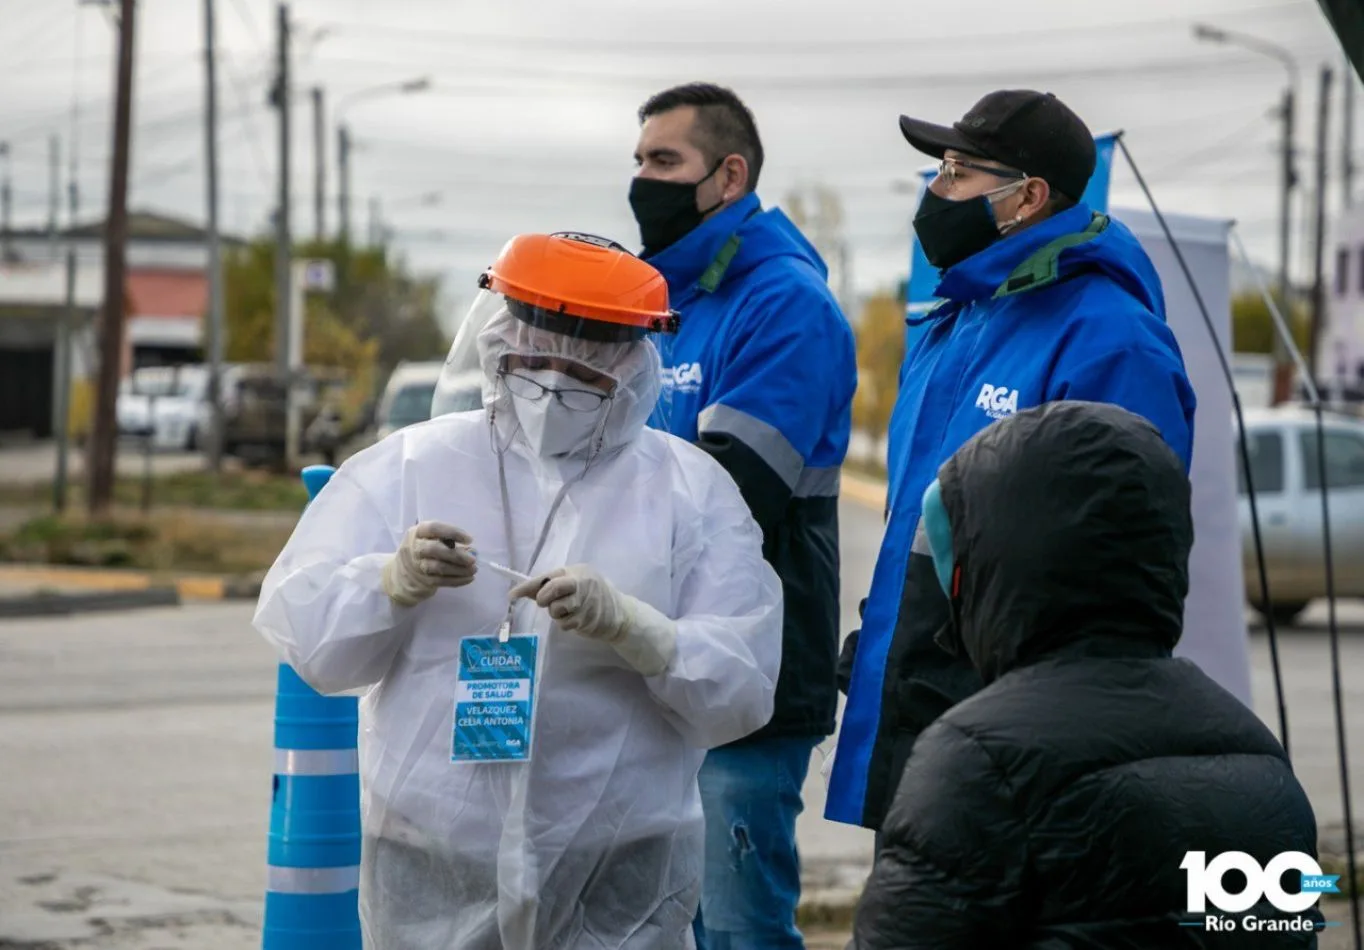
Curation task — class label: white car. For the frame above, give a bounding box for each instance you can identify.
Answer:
[1237,406,1364,625]
[117,364,241,452]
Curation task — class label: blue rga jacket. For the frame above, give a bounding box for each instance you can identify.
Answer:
[646,192,858,741]
[827,202,1197,829]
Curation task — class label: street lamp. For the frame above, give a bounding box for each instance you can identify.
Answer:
[336,77,432,246]
[0,142,11,261]
[366,192,442,247]
[1193,23,1300,403]
[389,191,443,211]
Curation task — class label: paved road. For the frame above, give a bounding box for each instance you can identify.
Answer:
[0,496,1361,946]
[0,440,203,486]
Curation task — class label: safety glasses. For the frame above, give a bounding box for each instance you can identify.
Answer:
[938,156,1027,187]
[501,372,611,412]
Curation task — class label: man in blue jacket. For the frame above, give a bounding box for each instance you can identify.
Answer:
[826,89,1198,835]
[630,82,858,949]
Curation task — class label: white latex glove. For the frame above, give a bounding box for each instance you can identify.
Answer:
[380,521,477,607]
[820,748,836,789]
[509,564,677,676]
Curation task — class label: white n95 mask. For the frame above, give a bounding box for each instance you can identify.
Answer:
[507,369,608,459]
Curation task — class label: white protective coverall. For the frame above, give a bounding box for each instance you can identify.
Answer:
[253,300,783,949]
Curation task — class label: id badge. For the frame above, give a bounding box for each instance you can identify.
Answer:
[452,634,539,764]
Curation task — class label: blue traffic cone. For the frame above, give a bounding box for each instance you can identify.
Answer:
[262,465,363,949]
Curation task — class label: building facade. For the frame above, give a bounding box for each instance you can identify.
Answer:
[1323,205,1364,392]
[0,210,237,439]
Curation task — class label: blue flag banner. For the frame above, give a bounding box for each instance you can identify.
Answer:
[905,133,1118,333]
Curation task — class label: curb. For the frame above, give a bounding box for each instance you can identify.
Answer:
[0,586,181,618]
[797,888,862,931]
[173,575,264,602]
[1320,854,1364,900]
[839,469,888,512]
[0,565,262,604]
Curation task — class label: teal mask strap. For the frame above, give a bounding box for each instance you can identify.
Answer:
[920,478,954,597]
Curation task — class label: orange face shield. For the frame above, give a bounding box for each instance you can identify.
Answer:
[478,232,680,343]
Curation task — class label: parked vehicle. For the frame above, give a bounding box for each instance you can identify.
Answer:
[371,360,483,440]
[220,364,351,468]
[430,367,484,419]
[374,361,445,441]
[1232,353,1274,410]
[1237,406,1364,625]
[117,365,205,450]
[116,364,246,452]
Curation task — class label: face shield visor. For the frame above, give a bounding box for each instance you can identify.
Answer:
[430,232,678,460]
[431,287,671,461]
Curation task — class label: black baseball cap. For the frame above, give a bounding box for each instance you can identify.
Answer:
[899,90,1096,202]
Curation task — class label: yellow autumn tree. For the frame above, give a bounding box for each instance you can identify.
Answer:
[223,239,277,364]
[223,238,381,431]
[852,290,907,444]
[1231,291,1310,355]
[225,238,447,384]
[302,299,380,426]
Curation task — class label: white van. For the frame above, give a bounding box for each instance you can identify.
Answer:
[374,361,447,440]
[430,365,484,419]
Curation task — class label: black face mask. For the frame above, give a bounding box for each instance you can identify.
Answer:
[629,160,726,258]
[912,188,1005,271]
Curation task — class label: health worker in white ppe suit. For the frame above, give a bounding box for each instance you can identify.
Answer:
[253,231,784,950]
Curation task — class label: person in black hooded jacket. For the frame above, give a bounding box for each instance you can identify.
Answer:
[852,401,1324,949]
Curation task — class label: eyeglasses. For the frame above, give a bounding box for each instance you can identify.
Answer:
[937,157,1027,187]
[501,371,610,411]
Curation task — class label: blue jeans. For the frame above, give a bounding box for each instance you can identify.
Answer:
[691,735,820,950]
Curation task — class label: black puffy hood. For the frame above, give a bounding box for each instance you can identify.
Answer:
[937,401,1193,684]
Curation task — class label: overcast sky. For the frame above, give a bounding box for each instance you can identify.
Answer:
[1,0,1357,324]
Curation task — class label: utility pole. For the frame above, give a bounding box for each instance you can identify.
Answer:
[271,2,296,471]
[312,87,325,242]
[1346,55,1356,209]
[68,121,80,227]
[54,247,75,512]
[48,135,61,256]
[87,0,138,516]
[0,142,11,261]
[1310,66,1334,380]
[337,124,350,246]
[1273,86,1299,403]
[48,136,60,237]
[1193,27,1302,404]
[204,0,225,473]
[55,62,84,513]
[68,40,81,232]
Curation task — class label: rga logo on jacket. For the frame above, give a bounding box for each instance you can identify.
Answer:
[662,363,704,395]
[975,383,1019,419]
[1182,850,1336,934]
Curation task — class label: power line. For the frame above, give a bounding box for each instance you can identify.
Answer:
[316,1,1305,55]
[69,0,84,224]
[310,47,1344,93]
[1,6,71,67]
[228,0,266,50]
[3,44,1327,168]
[1138,115,1278,179]
[100,144,1283,220]
[267,141,1281,206]
[4,57,212,145]
[6,50,203,75]
[1,6,72,78]
[0,1,60,42]
[218,45,271,188]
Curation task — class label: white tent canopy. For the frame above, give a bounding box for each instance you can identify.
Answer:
[1111,206,1253,709]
